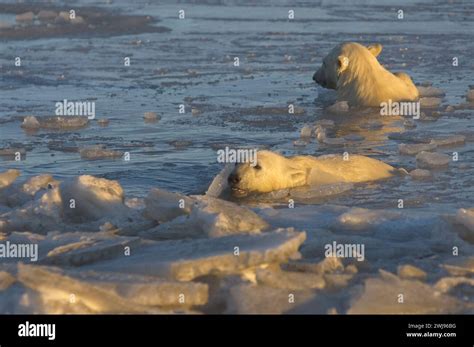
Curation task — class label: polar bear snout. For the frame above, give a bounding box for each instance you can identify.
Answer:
[228,173,241,185]
[313,69,325,86]
[313,66,336,89]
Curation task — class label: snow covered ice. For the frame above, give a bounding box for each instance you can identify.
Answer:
[1,170,474,313]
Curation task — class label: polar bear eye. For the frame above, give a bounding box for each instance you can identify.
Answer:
[254,164,262,170]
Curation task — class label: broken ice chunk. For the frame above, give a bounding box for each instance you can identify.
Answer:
[467,89,474,103]
[37,10,57,21]
[397,264,427,281]
[17,264,208,313]
[256,267,325,290]
[300,125,312,138]
[168,140,192,149]
[1,187,63,233]
[97,119,109,127]
[434,277,474,298]
[441,257,474,277]
[348,271,465,314]
[327,101,349,113]
[34,116,89,130]
[16,11,34,23]
[42,237,141,266]
[70,16,85,25]
[417,86,445,98]
[445,105,455,112]
[399,143,437,156]
[416,151,450,168]
[206,164,233,198]
[283,257,345,275]
[420,97,442,108]
[60,175,127,222]
[80,146,124,160]
[226,284,316,314]
[409,169,432,180]
[429,135,465,147]
[337,208,401,231]
[146,195,270,239]
[144,188,193,223]
[144,112,160,122]
[188,195,269,237]
[86,228,306,281]
[21,116,41,129]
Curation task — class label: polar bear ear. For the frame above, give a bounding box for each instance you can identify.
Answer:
[367,43,383,57]
[337,56,349,73]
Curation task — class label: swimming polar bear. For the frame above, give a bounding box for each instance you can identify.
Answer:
[313,42,419,107]
[228,150,395,196]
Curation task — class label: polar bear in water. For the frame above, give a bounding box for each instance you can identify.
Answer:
[228,150,395,197]
[312,42,419,107]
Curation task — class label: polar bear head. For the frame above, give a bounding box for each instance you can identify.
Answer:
[312,42,383,89]
[227,150,307,197]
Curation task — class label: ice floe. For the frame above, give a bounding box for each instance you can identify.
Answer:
[467,89,474,102]
[300,125,313,138]
[416,151,450,168]
[16,264,207,313]
[79,145,124,160]
[255,266,325,290]
[144,112,160,122]
[429,135,465,147]
[21,116,89,130]
[419,97,442,108]
[417,86,445,98]
[86,228,306,281]
[409,169,432,180]
[226,284,316,314]
[144,188,193,223]
[205,164,233,198]
[60,175,127,223]
[441,257,474,277]
[397,264,427,281]
[1,170,473,313]
[348,270,467,314]
[337,207,402,231]
[399,143,437,156]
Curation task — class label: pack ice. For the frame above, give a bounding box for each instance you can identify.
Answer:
[1,169,473,314]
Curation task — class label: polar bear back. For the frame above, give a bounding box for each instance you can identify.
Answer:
[301,154,395,185]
